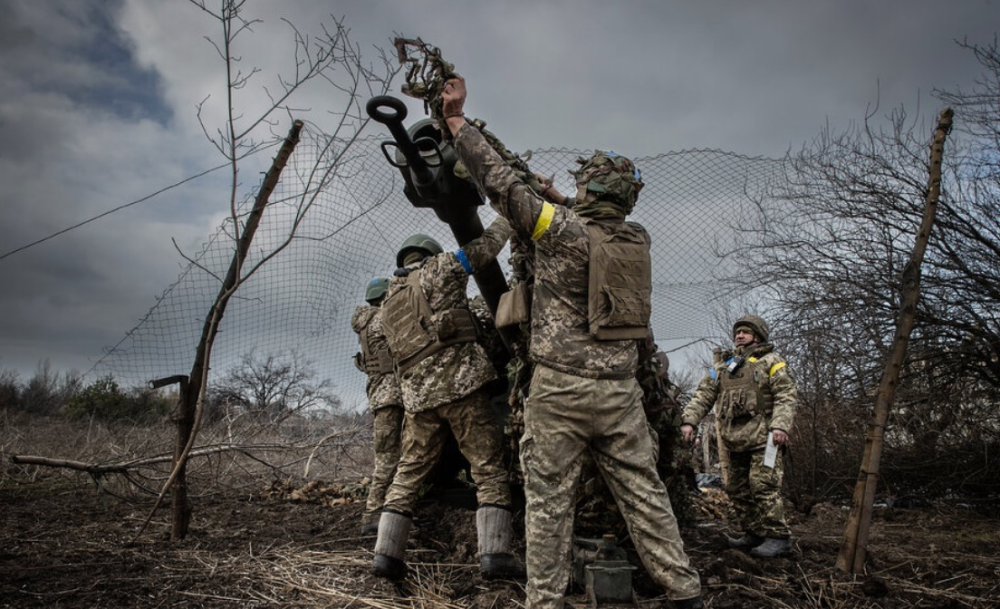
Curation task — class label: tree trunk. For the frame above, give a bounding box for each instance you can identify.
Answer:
[836,108,953,573]
[170,119,304,540]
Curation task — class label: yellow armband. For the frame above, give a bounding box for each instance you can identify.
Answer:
[532,202,555,241]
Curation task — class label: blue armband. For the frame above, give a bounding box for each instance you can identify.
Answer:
[454,249,473,274]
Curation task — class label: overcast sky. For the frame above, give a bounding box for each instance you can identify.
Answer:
[0,0,997,381]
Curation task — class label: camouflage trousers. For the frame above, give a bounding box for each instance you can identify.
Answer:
[383,388,511,515]
[726,446,790,539]
[520,365,701,608]
[365,404,404,520]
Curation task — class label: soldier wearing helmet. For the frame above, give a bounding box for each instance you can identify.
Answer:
[351,277,403,535]
[442,77,702,609]
[680,315,798,558]
[372,217,524,581]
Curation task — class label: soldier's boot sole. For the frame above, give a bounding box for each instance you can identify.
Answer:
[673,595,704,609]
[726,533,764,550]
[749,537,793,558]
[373,554,407,580]
[480,553,526,580]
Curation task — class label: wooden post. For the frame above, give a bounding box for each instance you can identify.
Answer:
[711,347,730,486]
[165,120,304,541]
[151,375,192,540]
[836,108,953,573]
[702,413,713,473]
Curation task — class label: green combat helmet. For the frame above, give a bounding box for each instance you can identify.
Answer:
[365,277,390,305]
[396,233,444,267]
[733,314,770,342]
[571,150,644,213]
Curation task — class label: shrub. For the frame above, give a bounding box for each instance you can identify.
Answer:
[63,376,172,422]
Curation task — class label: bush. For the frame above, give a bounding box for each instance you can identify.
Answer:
[20,360,62,415]
[0,368,19,410]
[63,376,172,422]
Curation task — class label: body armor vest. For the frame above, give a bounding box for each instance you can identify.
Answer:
[357,322,394,375]
[585,220,652,340]
[718,357,776,420]
[381,271,479,372]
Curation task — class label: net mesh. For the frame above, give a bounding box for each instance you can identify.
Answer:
[89,133,787,410]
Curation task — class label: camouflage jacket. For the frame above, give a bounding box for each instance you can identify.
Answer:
[454,124,640,379]
[681,342,797,452]
[385,216,513,413]
[350,305,402,411]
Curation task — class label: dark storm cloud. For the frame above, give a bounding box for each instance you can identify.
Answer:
[0,0,997,379]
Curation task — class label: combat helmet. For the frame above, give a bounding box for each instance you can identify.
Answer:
[365,277,390,305]
[733,314,769,343]
[571,150,644,213]
[396,234,443,268]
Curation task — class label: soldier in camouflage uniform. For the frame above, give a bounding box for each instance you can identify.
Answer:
[442,77,702,609]
[373,220,525,581]
[351,277,405,536]
[680,315,797,558]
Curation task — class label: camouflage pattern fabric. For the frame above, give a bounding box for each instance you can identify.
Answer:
[350,305,402,410]
[364,404,404,520]
[385,216,513,413]
[453,122,699,606]
[681,342,797,452]
[467,294,508,380]
[727,447,790,538]
[453,125,642,380]
[382,388,511,514]
[502,233,537,487]
[520,365,702,607]
[575,335,697,538]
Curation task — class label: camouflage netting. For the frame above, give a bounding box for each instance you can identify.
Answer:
[88,132,786,410]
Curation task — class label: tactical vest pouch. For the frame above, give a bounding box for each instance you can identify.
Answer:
[363,347,394,375]
[721,362,763,418]
[586,222,652,340]
[496,282,531,328]
[436,308,478,341]
[381,274,434,365]
[395,307,479,373]
[359,326,395,375]
[382,273,480,373]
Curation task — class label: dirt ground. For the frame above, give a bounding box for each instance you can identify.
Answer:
[2,471,998,609]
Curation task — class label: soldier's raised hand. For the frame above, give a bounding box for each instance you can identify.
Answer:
[442,76,467,136]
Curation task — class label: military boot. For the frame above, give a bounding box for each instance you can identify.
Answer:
[360,510,380,536]
[373,510,411,580]
[750,537,792,558]
[476,506,526,579]
[726,532,764,550]
[672,595,705,609]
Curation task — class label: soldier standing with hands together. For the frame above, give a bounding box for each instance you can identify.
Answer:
[680,315,797,558]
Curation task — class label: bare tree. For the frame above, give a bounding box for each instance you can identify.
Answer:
[723,39,1000,509]
[141,1,399,540]
[210,350,342,422]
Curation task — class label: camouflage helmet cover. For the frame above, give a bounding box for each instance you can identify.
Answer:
[365,276,390,304]
[733,314,770,343]
[571,150,644,212]
[396,233,444,267]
